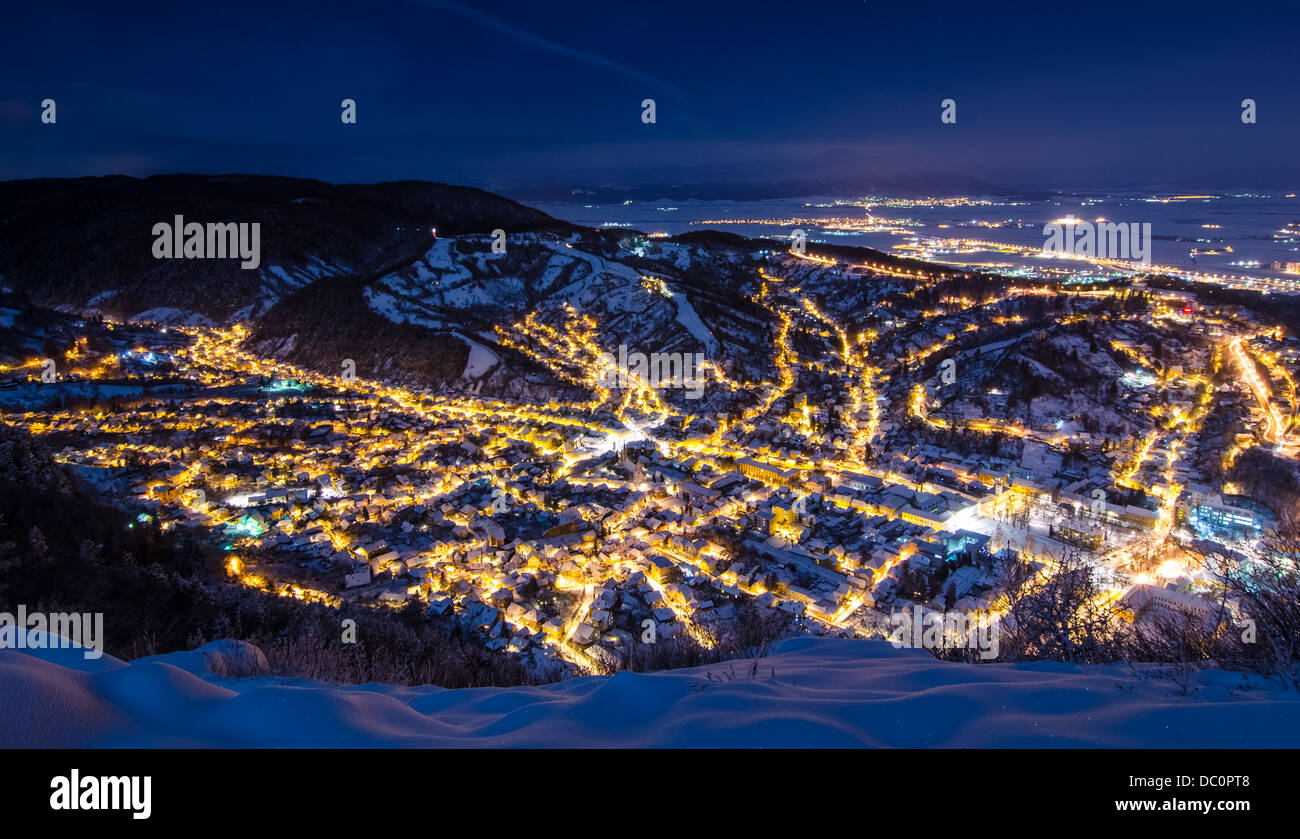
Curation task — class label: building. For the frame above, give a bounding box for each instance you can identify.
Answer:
[736,457,801,487]
[1188,494,1259,539]
[1051,522,1103,550]
[1117,583,1219,627]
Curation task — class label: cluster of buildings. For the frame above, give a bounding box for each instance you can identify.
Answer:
[6,250,1297,673]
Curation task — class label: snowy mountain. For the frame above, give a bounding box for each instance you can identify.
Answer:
[0,175,798,395]
[246,228,786,396]
[0,174,565,324]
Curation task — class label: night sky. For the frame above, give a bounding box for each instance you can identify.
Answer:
[3,0,1296,192]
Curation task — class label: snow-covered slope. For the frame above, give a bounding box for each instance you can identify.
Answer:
[278,230,777,392]
[365,234,695,345]
[2,635,1295,748]
[0,174,559,325]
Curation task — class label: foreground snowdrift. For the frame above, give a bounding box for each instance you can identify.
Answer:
[2,635,1296,747]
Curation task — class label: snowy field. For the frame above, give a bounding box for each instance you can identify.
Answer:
[2,632,1297,748]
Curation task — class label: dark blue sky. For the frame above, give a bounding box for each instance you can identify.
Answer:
[3,0,1296,192]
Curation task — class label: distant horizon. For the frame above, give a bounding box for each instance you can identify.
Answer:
[3,170,1297,201]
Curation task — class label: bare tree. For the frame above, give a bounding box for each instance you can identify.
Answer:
[996,549,1128,663]
[1202,513,1300,687]
[1122,604,1223,695]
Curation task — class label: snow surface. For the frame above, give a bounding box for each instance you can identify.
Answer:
[457,334,499,379]
[3,634,1296,747]
[129,308,217,327]
[670,290,718,356]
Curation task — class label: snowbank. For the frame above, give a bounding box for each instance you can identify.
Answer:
[2,635,1296,747]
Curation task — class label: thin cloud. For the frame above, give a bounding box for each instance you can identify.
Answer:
[406,0,676,93]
